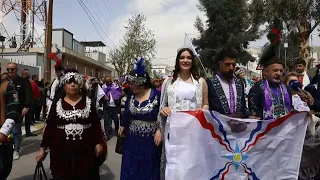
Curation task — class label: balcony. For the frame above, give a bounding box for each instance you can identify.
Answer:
[80,41,107,64]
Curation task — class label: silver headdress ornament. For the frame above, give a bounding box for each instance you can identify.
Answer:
[126,58,147,85]
[60,72,84,86]
[177,46,190,53]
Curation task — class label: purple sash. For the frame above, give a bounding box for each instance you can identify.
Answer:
[217,73,236,114]
[263,80,291,120]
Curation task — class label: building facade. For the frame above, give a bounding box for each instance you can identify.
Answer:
[151,64,173,77]
[2,28,115,81]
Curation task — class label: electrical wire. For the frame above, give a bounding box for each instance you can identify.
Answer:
[101,0,123,33]
[77,0,114,48]
[88,0,119,43]
[154,0,190,22]
[81,0,117,47]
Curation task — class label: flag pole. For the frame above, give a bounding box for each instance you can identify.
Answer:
[184,33,208,77]
[196,56,209,77]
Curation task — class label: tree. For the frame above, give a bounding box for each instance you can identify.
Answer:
[107,14,156,76]
[279,32,301,70]
[250,0,320,68]
[193,0,261,71]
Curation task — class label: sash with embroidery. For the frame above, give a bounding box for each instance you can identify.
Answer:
[263,80,291,120]
[208,76,243,115]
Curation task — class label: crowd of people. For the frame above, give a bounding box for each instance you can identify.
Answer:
[0,43,319,180]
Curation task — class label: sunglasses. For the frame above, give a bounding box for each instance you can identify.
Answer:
[6,68,15,72]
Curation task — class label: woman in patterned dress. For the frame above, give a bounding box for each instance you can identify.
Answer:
[35,69,106,180]
[119,58,162,180]
[158,47,209,179]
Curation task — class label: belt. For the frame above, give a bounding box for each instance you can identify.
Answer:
[129,120,159,137]
[57,123,91,140]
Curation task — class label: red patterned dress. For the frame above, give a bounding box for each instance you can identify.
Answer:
[41,96,106,180]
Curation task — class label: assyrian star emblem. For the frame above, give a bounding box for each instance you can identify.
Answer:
[263,109,273,118]
[222,143,249,171]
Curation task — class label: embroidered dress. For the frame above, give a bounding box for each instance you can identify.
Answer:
[158,77,203,180]
[120,88,161,180]
[41,96,105,180]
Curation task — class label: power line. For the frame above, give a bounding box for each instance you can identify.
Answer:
[82,0,117,47]
[77,0,114,48]
[78,0,117,48]
[91,0,120,42]
[154,0,190,22]
[102,0,123,33]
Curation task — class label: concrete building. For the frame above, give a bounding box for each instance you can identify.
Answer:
[151,64,174,77]
[0,58,40,78]
[311,46,320,67]
[2,28,114,81]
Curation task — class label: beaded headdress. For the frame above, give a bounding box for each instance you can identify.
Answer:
[60,72,84,86]
[126,58,147,85]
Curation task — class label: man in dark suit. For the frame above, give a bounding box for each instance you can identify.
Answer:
[22,69,37,134]
[6,63,32,160]
[305,65,320,115]
[206,48,251,118]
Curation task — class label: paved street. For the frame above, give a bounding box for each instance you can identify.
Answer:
[8,133,122,180]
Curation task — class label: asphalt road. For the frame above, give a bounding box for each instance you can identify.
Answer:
[8,134,122,180]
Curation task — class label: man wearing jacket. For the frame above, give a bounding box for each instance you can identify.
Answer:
[102,76,121,140]
[6,63,32,160]
[0,64,20,179]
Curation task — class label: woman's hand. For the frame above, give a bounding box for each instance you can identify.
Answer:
[154,129,162,146]
[160,107,171,117]
[118,126,125,137]
[95,144,104,157]
[202,105,209,110]
[249,116,260,119]
[35,148,45,162]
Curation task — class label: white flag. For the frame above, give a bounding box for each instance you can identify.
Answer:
[165,110,308,180]
[184,33,199,57]
[96,84,106,111]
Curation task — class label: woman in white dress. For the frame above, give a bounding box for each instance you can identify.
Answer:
[158,47,209,180]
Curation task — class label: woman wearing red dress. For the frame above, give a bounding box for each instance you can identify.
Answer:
[36,69,106,180]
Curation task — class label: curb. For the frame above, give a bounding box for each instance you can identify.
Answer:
[21,123,45,138]
[21,128,44,138]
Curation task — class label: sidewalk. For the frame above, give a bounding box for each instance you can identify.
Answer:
[21,122,45,137]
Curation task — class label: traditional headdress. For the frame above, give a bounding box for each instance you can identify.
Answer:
[60,70,84,87]
[126,58,148,85]
[258,27,283,69]
[47,44,64,71]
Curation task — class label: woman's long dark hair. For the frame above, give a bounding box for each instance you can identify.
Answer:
[172,47,199,83]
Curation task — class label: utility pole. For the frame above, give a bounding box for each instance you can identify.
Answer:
[21,0,27,43]
[45,0,53,82]
[31,0,35,47]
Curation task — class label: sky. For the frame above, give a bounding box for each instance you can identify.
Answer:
[2,0,320,66]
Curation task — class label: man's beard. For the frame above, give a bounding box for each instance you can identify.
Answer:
[221,71,234,80]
